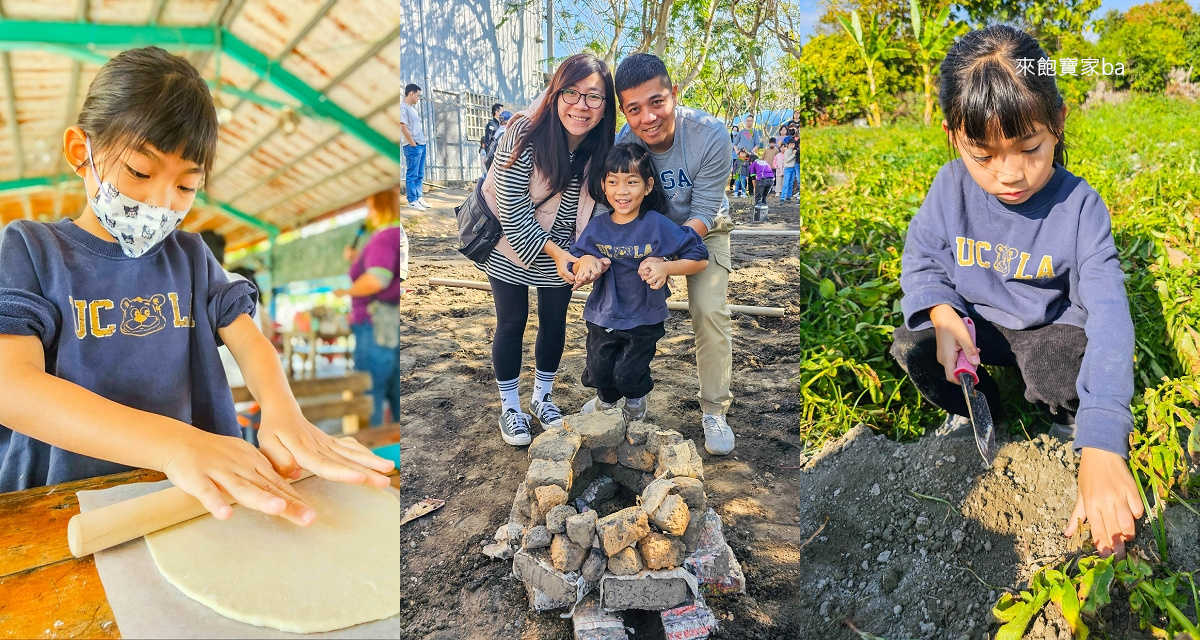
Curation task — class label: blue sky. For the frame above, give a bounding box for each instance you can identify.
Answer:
[795,0,1200,43]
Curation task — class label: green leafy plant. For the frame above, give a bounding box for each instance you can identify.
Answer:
[836,10,911,127]
[907,0,968,125]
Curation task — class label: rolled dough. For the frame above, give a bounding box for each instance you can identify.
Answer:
[144,477,400,633]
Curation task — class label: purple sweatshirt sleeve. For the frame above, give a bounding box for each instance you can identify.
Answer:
[1071,193,1135,457]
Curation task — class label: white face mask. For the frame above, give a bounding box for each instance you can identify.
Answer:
[86,136,190,258]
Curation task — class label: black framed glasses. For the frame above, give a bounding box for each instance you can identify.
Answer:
[559,88,605,109]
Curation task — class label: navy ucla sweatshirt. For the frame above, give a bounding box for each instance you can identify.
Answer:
[900,160,1135,457]
[0,219,256,491]
[570,210,709,330]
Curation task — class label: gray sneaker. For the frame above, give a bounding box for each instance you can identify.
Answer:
[530,393,564,429]
[934,413,972,437]
[581,397,617,414]
[1048,421,1076,441]
[702,414,735,455]
[623,396,647,423]
[498,409,532,446]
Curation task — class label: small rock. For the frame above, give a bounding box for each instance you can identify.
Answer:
[870,483,881,496]
[894,604,903,615]
[877,550,892,563]
[522,525,551,549]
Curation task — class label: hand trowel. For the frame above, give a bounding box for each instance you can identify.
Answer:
[954,317,997,468]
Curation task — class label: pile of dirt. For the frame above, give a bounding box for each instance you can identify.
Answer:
[794,423,1178,640]
[399,192,802,639]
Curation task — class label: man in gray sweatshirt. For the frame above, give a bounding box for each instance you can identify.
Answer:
[611,53,737,455]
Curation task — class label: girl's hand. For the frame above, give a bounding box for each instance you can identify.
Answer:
[161,429,317,526]
[641,261,669,290]
[257,405,395,491]
[552,251,577,286]
[1064,448,1143,559]
[929,304,980,383]
[572,256,604,290]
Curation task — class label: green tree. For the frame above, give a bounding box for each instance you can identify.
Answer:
[837,11,911,127]
[956,0,1103,51]
[907,0,968,125]
[1096,0,1197,92]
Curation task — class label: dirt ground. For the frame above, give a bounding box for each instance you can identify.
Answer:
[794,421,1193,640]
[398,189,802,640]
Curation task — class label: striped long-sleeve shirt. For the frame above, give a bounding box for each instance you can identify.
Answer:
[479,118,582,287]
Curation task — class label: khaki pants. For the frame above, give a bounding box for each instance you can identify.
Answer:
[685,216,734,416]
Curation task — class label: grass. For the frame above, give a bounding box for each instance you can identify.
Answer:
[800,95,1200,637]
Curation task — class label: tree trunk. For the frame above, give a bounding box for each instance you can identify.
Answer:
[867,62,880,127]
[923,64,933,126]
[676,0,720,95]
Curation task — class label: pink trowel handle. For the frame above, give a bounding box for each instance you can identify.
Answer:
[953,317,979,385]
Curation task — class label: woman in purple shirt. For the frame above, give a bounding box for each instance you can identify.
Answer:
[337,191,404,426]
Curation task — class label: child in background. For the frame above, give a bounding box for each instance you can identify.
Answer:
[0,47,393,520]
[779,139,798,202]
[484,110,513,172]
[569,144,709,423]
[733,149,750,198]
[891,25,1141,558]
[762,137,779,167]
[749,153,775,206]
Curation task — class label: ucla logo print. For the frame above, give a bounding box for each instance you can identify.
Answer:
[119,295,168,337]
[956,236,1056,281]
[992,244,1019,276]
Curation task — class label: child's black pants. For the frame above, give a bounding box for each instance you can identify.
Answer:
[582,320,665,403]
[890,314,1087,422]
[754,178,774,205]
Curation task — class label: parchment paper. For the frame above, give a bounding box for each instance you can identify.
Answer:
[77,479,401,639]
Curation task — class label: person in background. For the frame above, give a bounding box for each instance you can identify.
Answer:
[400,84,429,211]
[778,138,798,203]
[334,191,403,426]
[480,102,503,176]
[734,114,763,153]
[733,149,750,198]
[727,125,740,193]
[763,137,779,167]
[749,153,775,207]
[483,110,513,173]
[783,108,801,131]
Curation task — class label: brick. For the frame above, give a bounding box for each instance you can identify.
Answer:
[565,410,626,449]
[529,428,582,463]
[600,568,691,610]
[551,534,588,573]
[566,510,598,548]
[638,531,686,570]
[616,441,657,471]
[607,546,643,576]
[668,477,707,514]
[592,446,619,464]
[546,504,578,534]
[655,441,704,481]
[535,484,568,514]
[528,459,573,493]
[650,494,690,537]
[513,550,578,609]
[572,446,593,476]
[581,546,606,582]
[573,593,628,640]
[523,525,552,550]
[595,506,650,556]
[660,595,719,640]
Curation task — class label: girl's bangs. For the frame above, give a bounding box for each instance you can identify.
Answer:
[953,60,1047,146]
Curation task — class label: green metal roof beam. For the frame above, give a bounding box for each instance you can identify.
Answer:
[218,29,399,164]
[197,193,279,237]
[0,176,58,192]
[0,20,215,48]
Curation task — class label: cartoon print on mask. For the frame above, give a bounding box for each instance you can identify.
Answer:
[102,183,118,202]
[103,212,115,227]
[121,233,135,245]
[123,204,139,218]
[141,225,156,240]
[119,294,168,337]
[993,244,1019,276]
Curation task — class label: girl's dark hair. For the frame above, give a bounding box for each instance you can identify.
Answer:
[602,143,668,217]
[939,25,1067,167]
[77,46,219,183]
[504,53,616,201]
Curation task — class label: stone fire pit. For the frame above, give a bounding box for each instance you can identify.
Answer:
[482,408,745,639]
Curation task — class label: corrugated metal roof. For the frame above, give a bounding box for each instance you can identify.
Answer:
[0,0,400,251]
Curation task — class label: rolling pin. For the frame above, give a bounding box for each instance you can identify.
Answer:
[67,470,315,558]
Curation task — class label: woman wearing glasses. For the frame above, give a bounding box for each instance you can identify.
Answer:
[476,53,616,446]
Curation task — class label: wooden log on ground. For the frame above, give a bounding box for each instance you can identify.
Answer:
[730,229,800,237]
[427,278,786,317]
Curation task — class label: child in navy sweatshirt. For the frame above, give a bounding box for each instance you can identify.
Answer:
[0,47,393,520]
[891,25,1141,558]
[569,144,709,423]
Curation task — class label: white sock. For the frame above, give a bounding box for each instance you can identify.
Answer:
[533,369,556,402]
[497,378,520,413]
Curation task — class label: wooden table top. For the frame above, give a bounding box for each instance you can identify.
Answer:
[0,424,399,638]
